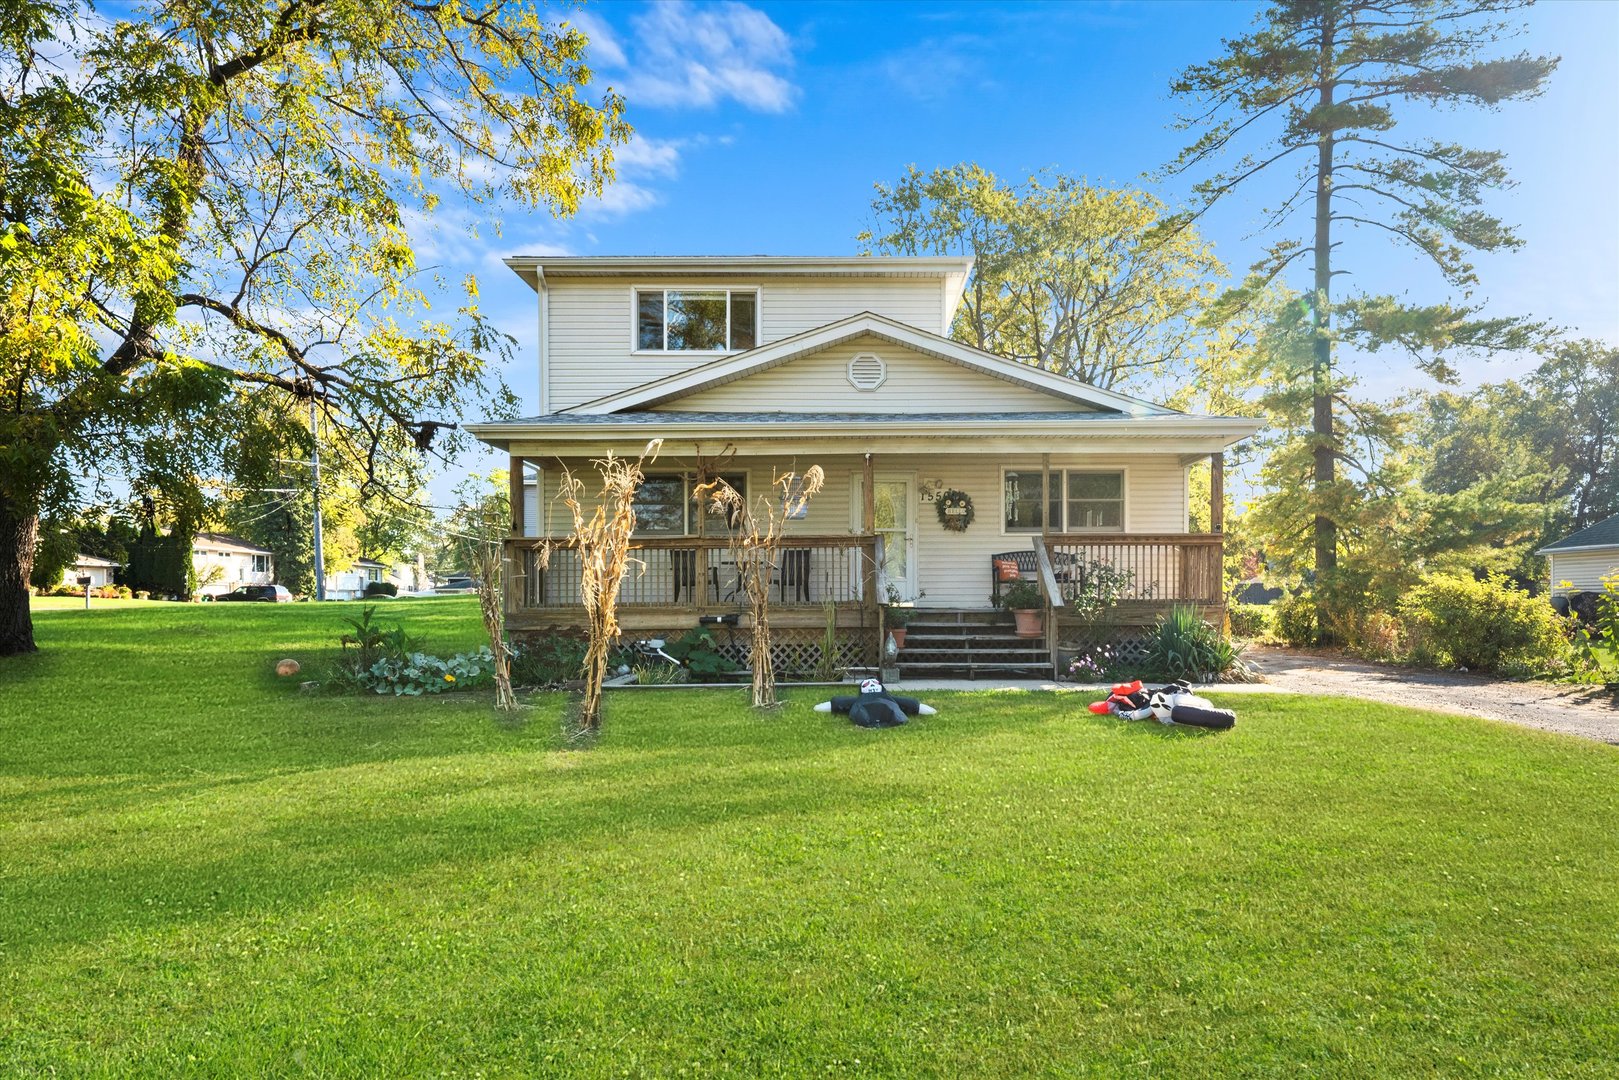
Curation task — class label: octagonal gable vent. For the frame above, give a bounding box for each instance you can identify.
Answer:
[846,353,887,391]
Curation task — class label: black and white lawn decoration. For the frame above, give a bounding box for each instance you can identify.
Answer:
[816,678,937,728]
[1088,679,1235,730]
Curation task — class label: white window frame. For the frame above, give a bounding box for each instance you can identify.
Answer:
[631,469,752,536]
[999,466,1128,535]
[629,285,762,355]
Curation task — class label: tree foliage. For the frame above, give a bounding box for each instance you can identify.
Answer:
[860,164,1225,394]
[1164,0,1557,602]
[0,0,628,654]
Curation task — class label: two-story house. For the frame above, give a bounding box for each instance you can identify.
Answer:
[468,256,1260,678]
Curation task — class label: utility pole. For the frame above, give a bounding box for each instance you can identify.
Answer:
[309,396,326,602]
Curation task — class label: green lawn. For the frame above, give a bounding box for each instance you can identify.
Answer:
[2,600,1617,1076]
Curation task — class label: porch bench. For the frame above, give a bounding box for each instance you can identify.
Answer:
[989,548,1077,604]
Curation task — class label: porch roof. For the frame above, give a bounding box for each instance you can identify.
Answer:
[467,409,1262,455]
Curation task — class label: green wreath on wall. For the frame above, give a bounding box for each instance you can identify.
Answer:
[936,488,975,532]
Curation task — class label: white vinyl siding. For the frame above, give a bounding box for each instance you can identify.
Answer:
[654,337,1087,413]
[1549,549,1619,594]
[532,453,1188,608]
[544,276,949,412]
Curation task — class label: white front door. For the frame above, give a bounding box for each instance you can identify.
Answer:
[873,474,917,602]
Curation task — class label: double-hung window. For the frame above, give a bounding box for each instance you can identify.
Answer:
[632,472,750,535]
[1002,468,1124,532]
[635,288,758,352]
[251,554,270,573]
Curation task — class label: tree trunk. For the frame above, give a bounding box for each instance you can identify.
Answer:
[1312,15,1340,607]
[0,494,40,656]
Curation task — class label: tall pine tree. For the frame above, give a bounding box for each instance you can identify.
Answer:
[1164,0,1556,619]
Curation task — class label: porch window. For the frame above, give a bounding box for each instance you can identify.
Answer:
[694,472,749,530]
[1002,468,1124,532]
[633,472,751,535]
[633,475,688,534]
[635,289,758,352]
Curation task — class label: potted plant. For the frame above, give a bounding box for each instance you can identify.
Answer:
[883,582,915,649]
[999,578,1045,638]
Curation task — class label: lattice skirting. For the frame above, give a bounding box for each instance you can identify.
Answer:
[511,625,878,678]
[1057,625,1156,670]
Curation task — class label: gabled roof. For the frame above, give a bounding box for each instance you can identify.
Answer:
[567,311,1172,417]
[1539,512,1619,554]
[72,553,121,568]
[505,254,973,284]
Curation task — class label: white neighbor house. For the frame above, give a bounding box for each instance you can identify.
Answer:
[191,532,274,597]
[1539,512,1619,597]
[60,554,120,589]
[467,256,1262,676]
[327,558,390,600]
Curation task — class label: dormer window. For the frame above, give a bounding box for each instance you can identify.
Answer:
[635,288,758,352]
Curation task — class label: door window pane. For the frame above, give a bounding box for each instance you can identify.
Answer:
[666,291,728,351]
[633,475,687,534]
[729,292,757,350]
[875,481,908,530]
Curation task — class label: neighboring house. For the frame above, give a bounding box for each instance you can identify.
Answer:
[191,532,274,597]
[327,557,390,600]
[60,554,120,590]
[1539,512,1619,597]
[467,255,1262,676]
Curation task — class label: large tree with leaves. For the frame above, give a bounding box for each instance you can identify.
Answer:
[0,0,627,654]
[861,164,1225,394]
[1164,0,1556,598]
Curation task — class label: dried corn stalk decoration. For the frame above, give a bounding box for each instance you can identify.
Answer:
[701,465,824,708]
[552,439,661,733]
[468,538,518,711]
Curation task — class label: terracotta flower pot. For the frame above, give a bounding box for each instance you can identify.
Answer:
[889,628,907,649]
[1012,609,1044,638]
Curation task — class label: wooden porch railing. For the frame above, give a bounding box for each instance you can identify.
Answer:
[506,535,878,612]
[1037,533,1225,606]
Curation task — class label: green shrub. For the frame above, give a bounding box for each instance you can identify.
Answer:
[363,580,399,598]
[1350,611,1404,662]
[1226,603,1271,638]
[1571,574,1619,685]
[1399,573,1570,677]
[509,634,589,687]
[1144,604,1242,681]
[1274,591,1319,647]
[662,627,737,681]
[357,648,495,695]
[115,586,133,599]
[998,579,1043,610]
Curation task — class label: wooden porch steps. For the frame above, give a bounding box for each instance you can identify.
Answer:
[894,609,1054,680]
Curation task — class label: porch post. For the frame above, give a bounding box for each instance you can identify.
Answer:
[862,454,878,663]
[509,456,525,536]
[1210,452,1225,534]
[1041,453,1052,538]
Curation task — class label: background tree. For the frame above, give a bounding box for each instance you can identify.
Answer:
[0,0,628,655]
[861,164,1225,395]
[1164,0,1557,620]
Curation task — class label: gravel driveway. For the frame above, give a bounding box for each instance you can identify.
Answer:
[1245,645,1619,745]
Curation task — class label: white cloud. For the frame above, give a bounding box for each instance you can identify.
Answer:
[564,8,628,70]
[604,1,799,113]
[613,133,682,177]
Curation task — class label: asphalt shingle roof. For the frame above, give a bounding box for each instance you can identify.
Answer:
[1541,511,1619,553]
[497,410,1149,426]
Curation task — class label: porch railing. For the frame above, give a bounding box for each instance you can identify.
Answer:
[506,535,878,611]
[1038,533,1224,607]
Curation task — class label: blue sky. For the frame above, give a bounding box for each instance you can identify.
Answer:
[423,0,1619,496]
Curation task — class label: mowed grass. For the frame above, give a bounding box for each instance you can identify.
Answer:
[2,601,1617,1076]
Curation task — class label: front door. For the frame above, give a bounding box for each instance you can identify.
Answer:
[873,474,917,602]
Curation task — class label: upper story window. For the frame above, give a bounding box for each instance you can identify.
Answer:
[252,554,270,573]
[635,288,758,352]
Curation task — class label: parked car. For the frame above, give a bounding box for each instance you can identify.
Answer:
[212,584,294,603]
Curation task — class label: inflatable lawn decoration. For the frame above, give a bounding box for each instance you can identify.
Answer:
[816,678,937,728]
[1087,679,1235,730]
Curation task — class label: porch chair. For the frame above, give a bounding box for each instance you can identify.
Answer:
[777,547,812,603]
